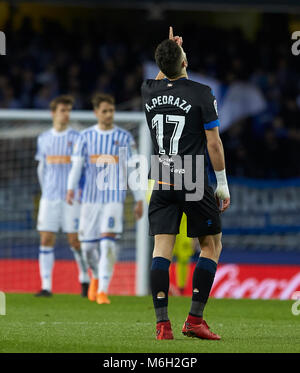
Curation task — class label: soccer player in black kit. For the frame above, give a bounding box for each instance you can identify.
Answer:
[141,27,230,340]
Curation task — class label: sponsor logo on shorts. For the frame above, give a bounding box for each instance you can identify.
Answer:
[214,99,218,115]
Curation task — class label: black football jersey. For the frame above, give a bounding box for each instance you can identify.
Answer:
[141,77,219,186]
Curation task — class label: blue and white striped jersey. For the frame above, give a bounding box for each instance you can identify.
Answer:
[72,124,138,204]
[35,127,80,201]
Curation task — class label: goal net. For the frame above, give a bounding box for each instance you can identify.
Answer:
[0,110,151,296]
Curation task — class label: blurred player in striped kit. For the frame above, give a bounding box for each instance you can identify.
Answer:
[35,95,90,297]
[66,93,143,305]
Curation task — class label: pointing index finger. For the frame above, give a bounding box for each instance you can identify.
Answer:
[169,26,174,40]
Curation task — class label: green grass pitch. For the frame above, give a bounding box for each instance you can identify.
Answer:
[0,293,299,353]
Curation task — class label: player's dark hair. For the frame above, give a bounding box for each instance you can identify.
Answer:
[92,93,115,109]
[50,95,74,112]
[155,39,183,79]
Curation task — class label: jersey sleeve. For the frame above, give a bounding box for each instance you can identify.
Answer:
[200,87,220,130]
[71,133,87,160]
[35,134,45,161]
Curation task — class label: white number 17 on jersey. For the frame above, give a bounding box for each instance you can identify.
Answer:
[152,114,185,155]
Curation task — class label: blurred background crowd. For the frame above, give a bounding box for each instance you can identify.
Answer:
[0,4,300,179]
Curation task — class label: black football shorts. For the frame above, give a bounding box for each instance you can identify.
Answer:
[148,182,221,238]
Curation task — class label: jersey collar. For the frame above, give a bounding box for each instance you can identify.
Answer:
[51,127,71,136]
[163,77,187,82]
[94,124,116,135]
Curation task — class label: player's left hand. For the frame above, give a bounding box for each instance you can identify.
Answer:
[169,26,183,47]
[134,200,143,220]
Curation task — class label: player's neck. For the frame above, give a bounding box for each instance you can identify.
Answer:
[53,122,68,132]
[97,123,114,131]
[167,70,188,81]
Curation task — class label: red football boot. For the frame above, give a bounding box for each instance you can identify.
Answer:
[156,320,174,340]
[182,315,221,340]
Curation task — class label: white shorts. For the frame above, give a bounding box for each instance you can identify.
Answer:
[78,202,124,241]
[37,198,80,233]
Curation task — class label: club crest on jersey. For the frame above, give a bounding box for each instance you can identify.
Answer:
[67,141,73,147]
[214,99,218,116]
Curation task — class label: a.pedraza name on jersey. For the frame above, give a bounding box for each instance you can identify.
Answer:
[145,95,192,113]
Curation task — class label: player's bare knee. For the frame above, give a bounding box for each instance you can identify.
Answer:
[40,232,55,247]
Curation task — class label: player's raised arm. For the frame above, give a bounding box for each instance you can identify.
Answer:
[155,26,183,80]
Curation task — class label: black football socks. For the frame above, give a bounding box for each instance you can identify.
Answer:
[150,256,171,323]
[189,256,217,319]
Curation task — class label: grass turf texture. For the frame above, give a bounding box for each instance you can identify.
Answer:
[0,294,299,353]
